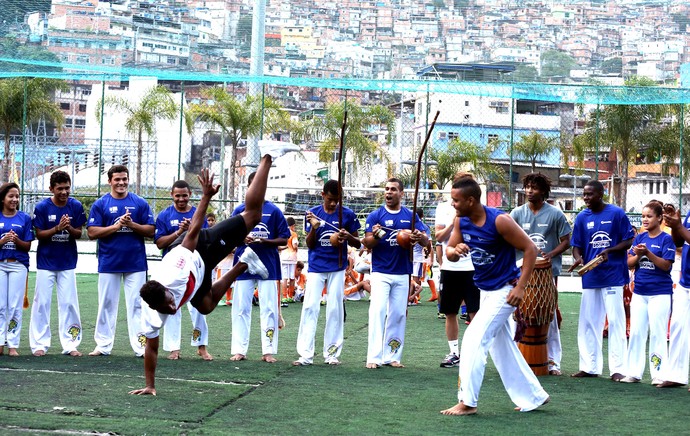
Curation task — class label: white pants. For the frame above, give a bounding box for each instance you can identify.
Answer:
[162,302,208,351]
[231,279,279,356]
[459,285,548,410]
[367,272,409,365]
[295,270,345,363]
[93,272,146,356]
[577,286,627,375]
[625,293,671,380]
[547,309,562,371]
[0,261,28,348]
[664,284,690,384]
[29,269,82,354]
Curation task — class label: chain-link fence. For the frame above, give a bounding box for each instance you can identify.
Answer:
[2,71,690,234]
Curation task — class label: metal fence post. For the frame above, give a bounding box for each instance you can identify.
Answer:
[97,79,106,197]
[508,98,515,210]
[177,82,185,181]
[20,78,27,209]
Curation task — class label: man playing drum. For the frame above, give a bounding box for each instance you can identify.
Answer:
[568,180,634,381]
[441,176,549,416]
[511,173,571,376]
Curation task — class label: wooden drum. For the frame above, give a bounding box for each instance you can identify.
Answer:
[517,257,557,376]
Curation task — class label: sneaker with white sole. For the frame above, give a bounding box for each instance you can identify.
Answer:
[239,247,269,279]
[258,140,301,160]
[440,353,460,368]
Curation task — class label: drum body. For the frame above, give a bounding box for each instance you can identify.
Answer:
[517,258,557,375]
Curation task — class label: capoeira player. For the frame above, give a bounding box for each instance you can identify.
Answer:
[130,141,299,396]
[441,176,549,416]
[30,170,87,356]
[363,178,428,369]
[293,179,361,366]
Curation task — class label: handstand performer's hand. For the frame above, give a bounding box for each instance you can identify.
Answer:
[197,168,220,198]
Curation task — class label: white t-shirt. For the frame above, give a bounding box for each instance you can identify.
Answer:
[142,245,205,338]
[435,200,474,272]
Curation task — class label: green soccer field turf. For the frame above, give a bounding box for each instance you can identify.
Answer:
[0,274,685,435]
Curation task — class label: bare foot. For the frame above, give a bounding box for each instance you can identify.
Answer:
[33,350,46,357]
[387,361,405,368]
[279,314,286,330]
[262,354,277,363]
[197,346,213,361]
[69,350,82,357]
[515,396,550,412]
[365,363,380,369]
[8,348,19,357]
[88,349,105,356]
[168,350,181,360]
[293,360,310,366]
[230,354,246,361]
[441,402,477,416]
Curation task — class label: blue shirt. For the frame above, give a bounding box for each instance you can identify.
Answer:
[679,211,690,288]
[154,205,207,256]
[87,193,154,273]
[629,231,675,296]
[571,204,634,289]
[33,197,87,270]
[365,206,425,275]
[460,206,520,291]
[0,211,34,268]
[305,205,361,273]
[232,201,289,281]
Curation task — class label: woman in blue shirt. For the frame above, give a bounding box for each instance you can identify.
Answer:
[0,182,34,356]
[621,201,675,384]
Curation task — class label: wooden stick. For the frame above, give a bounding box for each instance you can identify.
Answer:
[578,255,604,276]
[410,111,440,260]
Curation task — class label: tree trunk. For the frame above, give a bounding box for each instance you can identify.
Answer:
[3,134,10,183]
[136,130,143,195]
[228,140,237,208]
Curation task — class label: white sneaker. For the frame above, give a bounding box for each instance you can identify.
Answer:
[258,140,300,160]
[239,247,269,279]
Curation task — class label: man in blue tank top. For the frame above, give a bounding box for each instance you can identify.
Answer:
[441,176,549,416]
[363,178,429,369]
[568,180,634,381]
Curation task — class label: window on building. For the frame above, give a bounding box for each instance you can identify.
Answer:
[465,101,469,106]
[448,132,459,140]
[65,118,73,127]
[60,102,70,110]
[167,57,176,64]
[74,119,86,129]
[417,132,422,146]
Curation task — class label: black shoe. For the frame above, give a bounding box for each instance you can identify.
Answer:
[440,353,460,368]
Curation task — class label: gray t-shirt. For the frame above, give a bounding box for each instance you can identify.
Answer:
[510,202,572,276]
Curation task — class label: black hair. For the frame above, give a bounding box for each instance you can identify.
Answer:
[323,179,340,196]
[172,180,190,191]
[585,179,604,194]
[140,280,168,309]
[287,217,296,226]
[0,182,19,204]
[50,170,71,188]
[387,177,403,191]
[451,177,481,201]
[107,165,129,180]
[522,172,552,199]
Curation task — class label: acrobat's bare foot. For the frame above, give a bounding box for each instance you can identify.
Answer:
[88,349,105,356]
[515,396,550,412]
[386,361,405,368]
[69,350,82,357]
[197,346,213,361]
[8,348,19,357]
[365,363,380,369]
[262,354,277,363]
[167,350,181,360]
[230,354,246,361]
[33,350,46,357]
[441,402,477,416]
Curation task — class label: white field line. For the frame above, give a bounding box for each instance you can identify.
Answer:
[0,367,262,387]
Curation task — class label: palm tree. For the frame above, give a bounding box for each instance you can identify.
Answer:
[96,85,187,195]
[294,101,395,185]
[513,130,560,172]
[571,76,667,207]
[189,87,291,201]
[0,78,66,182]
[428,138,506,190]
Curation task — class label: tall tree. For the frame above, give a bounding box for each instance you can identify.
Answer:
[513,130,560,172]
[96,85,187,194]
[427,139,505,191]
[190,87,291,201]
[540,50,577,80]
[572,76,667,207]
[294,101,395,186]
[0,78,65,182]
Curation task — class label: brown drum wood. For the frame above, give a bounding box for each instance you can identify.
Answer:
[519,258,557,327]
[517,324,550,376]
[516,257,557,376]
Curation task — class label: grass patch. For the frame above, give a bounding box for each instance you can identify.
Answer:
[0,274,685,434]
